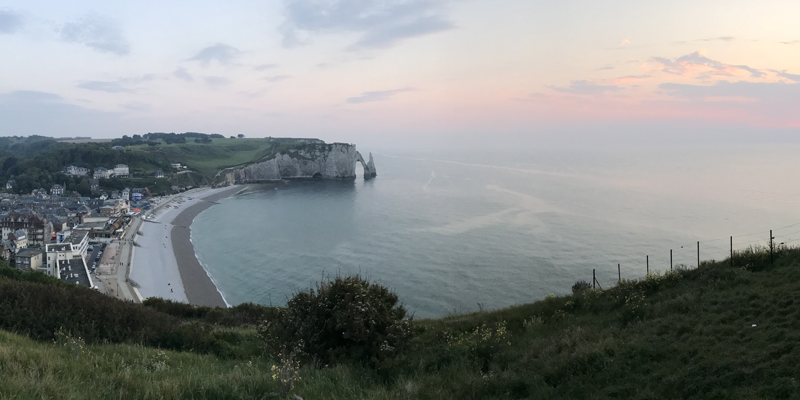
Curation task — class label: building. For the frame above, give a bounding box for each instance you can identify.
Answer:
[111,145,124,150]
[89,179,100,191]
[113,164,129,177]
[154,170,164,178]
[1,229,28,261]
[43,242,93,287]
[8,229,28,250]
[131,188,147,200]
[15,248,43,272]
[5,180,14,190]
[50,184,65,196]
[65,166,90,176]
[170,163,182,169]
[67,230,89,259]
[1,211,53,246]
[93,167,111,179]
[121,188,130,200]
[99,205,115,218]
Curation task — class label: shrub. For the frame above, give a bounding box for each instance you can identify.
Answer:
[260,275,412,366]
[572,279,591,294]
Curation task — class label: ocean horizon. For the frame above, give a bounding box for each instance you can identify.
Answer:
[190,143,800,318]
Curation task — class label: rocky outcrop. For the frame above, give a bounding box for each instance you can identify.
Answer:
[214,142,376,186]
[365,152,377,178]
[356,151,377,179]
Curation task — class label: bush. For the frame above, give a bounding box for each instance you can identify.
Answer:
[260,275,412,366]
[572,279,591,294]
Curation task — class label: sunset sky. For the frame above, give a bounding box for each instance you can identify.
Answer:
[1,0,799,146]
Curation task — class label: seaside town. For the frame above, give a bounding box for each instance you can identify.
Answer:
[0,161,197,300]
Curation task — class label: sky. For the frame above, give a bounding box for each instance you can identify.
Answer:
[1,0,799,147]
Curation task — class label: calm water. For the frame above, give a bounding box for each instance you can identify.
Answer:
[191,144,800,318]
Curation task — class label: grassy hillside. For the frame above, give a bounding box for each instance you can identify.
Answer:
[126,138,274,178]
[1,247,800,399]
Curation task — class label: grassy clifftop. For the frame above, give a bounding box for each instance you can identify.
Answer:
[1,247,800,399]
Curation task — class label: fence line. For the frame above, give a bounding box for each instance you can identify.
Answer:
[592,228,798,289]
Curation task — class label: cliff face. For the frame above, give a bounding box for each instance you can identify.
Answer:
[215,142,375,186]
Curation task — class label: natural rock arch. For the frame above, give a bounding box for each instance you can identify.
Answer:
[355,151,377,179]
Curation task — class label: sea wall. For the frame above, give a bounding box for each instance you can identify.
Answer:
[215,142,373,185]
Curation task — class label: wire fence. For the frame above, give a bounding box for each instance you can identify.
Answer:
[589,220,800,290]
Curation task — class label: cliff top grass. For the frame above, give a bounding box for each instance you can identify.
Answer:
[1,246,800,399]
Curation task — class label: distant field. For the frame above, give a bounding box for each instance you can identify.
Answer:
[56,138,113,143]
[126,138,273,178]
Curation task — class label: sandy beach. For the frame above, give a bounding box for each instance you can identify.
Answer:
[130,185,242,307]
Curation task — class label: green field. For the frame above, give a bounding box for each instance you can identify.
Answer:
[125,138,275,179]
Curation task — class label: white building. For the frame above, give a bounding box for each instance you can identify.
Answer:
[5,180,14,190]
[113,164,129,177]
[50,184,65,196]
[93,167,112,179]
[65,166,89,176]
[121,188,130,200]
[170,163,182,169]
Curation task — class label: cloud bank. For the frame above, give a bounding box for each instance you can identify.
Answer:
[652,51,764,78]
[60,14,130,55]
[280,0,453,50]
[187,43,242,66]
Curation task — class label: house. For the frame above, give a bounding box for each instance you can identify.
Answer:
[93,167,111,179]
[89,179,100,191]
[121,188,130,200]
[50,184,65,196]
[170,163,182,169]
[15,247,44,272]
[154,170,164,178]
[5,180,14,190]
[111,145,124,150]
[113,164,129,177]
[110,190,119,199]
[8,229,28,250]
[99,192,108,200]
[65,166,89,176]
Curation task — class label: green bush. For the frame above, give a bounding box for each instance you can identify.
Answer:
[260,275,412,366]
[571,279,591,294]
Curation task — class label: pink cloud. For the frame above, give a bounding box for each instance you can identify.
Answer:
[651,51,764,78]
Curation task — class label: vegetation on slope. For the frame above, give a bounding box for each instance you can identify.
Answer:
[1,246,800,399]
[0,134,318,195]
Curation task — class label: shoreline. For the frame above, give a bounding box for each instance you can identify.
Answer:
[170,186,243,307]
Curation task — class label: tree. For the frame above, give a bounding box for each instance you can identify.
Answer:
[237,134,245,138]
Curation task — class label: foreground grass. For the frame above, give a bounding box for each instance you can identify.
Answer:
[2,248,800,399]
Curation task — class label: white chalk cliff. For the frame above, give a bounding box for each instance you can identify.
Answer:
[215,142,376,186]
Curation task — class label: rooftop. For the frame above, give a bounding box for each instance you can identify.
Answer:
[58,258,91,287]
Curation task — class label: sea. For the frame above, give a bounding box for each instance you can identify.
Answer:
[191,143,800,318]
